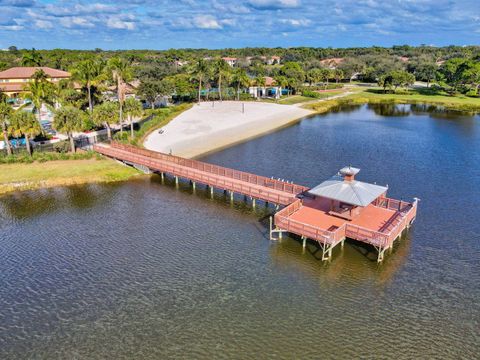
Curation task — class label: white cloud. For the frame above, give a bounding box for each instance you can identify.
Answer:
[106,16,136,30]
[60,17,94,29]
[247,0,301,10]
[279,18,311,27]
[35,20,53,29]
[193,15,222,29]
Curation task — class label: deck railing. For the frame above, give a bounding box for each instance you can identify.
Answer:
[109,142,309,195]
[274,200,345,244]
[274,198,418,248]
[373,197,411,212]
[95,144,298,205]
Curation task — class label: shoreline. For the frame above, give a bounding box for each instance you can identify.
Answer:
[0,159,142,196]
[144,101,313,158]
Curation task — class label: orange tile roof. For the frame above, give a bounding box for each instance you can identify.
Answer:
[0,67,71,79]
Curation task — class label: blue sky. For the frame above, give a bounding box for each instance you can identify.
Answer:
[0,0,479,50]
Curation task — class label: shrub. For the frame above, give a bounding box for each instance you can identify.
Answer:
[53,141,70,153]
[302,90,321,98]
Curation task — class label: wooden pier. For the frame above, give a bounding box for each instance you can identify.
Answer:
[94,143,418,262]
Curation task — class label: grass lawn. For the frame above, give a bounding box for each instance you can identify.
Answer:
[277,91,345,105]
[304,88,480,113]
[0,158,141,195]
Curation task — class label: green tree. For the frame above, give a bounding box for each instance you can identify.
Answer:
[333,69,344,83]
[107,57,133,135]
[0,102,13,155]
[9,111,41,155]
[231,68,250,100]
[191,59,210,103]
[124,97,143,138]
[22,69,55,124]
[71,59,106,112]
[53,106,85,152]
[21,48,44,66]
[214,59,231,101]
[280,62,305,94]
[306,68,323,86]
[92,101,119,140]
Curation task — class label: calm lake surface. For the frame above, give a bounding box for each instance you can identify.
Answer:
[0,104,479,359]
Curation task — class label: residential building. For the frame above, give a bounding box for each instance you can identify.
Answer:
[0,66,72,97]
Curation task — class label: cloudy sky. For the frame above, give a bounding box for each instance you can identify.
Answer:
[0,0,479,49]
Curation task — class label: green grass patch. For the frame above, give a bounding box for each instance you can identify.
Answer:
[0,150,100,164]
[304,89,480,114]
[0,158,141,195]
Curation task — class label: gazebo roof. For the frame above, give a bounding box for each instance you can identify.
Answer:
[308,169,387,207]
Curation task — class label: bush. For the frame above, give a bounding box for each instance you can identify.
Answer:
[53,141,70,153]
[302,90,321,98]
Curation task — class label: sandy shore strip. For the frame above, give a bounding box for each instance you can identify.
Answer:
[144,101,313,158]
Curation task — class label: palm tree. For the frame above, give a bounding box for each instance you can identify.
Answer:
[214,59,230,101]
[53,106,85,152]
[255,76,266,98]
[22,70,55,124]
[9,111,41,156]
[92,101,119,140]
[0,102,13,155]
[21,48,43,67]
[107,57,132,135]
[191,59,210,103]
[275,75,289,96]
[71,59,106,112]
[231,68,250,100]
[123,97,143,138]
[334,69,344,83]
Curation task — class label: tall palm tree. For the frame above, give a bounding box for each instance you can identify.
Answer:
[21,48,43,67]
[53,106,85,152]
[0,102,13,155]
[92,101,119,140]
[191,59,210,103]
[214,59,230,101]
[22,70,55,124]
[231,68,250,100]
[255,76,266,98]
[107,57,132,135]
[71,59,106,112]
[123,97,143,138]
[9,111,41,156]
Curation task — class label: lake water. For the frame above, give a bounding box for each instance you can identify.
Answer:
[0,104,479,359]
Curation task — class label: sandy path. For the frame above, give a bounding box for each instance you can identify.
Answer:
[144,101,312,158]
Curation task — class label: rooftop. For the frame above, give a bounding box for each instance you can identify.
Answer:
[308,167,388,207]
[0,67,71,79]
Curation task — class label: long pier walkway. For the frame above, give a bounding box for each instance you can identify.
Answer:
[94,142,417,262]
[94,142,308,206]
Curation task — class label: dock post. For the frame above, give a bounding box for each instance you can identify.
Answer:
[210,186,214,197]
[341,239,345,249]
[252,198,256,208]
[161,172,165,182]
[192,181,196,190]
[269,216,273,240]
[175,176,179,186]
[230,191,234,202]
[302,236,307,249]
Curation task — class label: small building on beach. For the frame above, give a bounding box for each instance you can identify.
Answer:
[248,76,282,99]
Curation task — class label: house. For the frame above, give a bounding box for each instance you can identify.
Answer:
[319,58,344,69]
[222,57,238,67]
[245,56,281,65]
[0,66,72,97]
[249,76,282,99]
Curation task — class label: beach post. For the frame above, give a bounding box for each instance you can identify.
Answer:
[242,103,245,114]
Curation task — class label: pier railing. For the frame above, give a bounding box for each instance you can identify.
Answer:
[109,142,309,195]
[95,143,300,205]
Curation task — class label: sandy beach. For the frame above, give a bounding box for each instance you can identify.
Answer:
[144,101,313,158]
